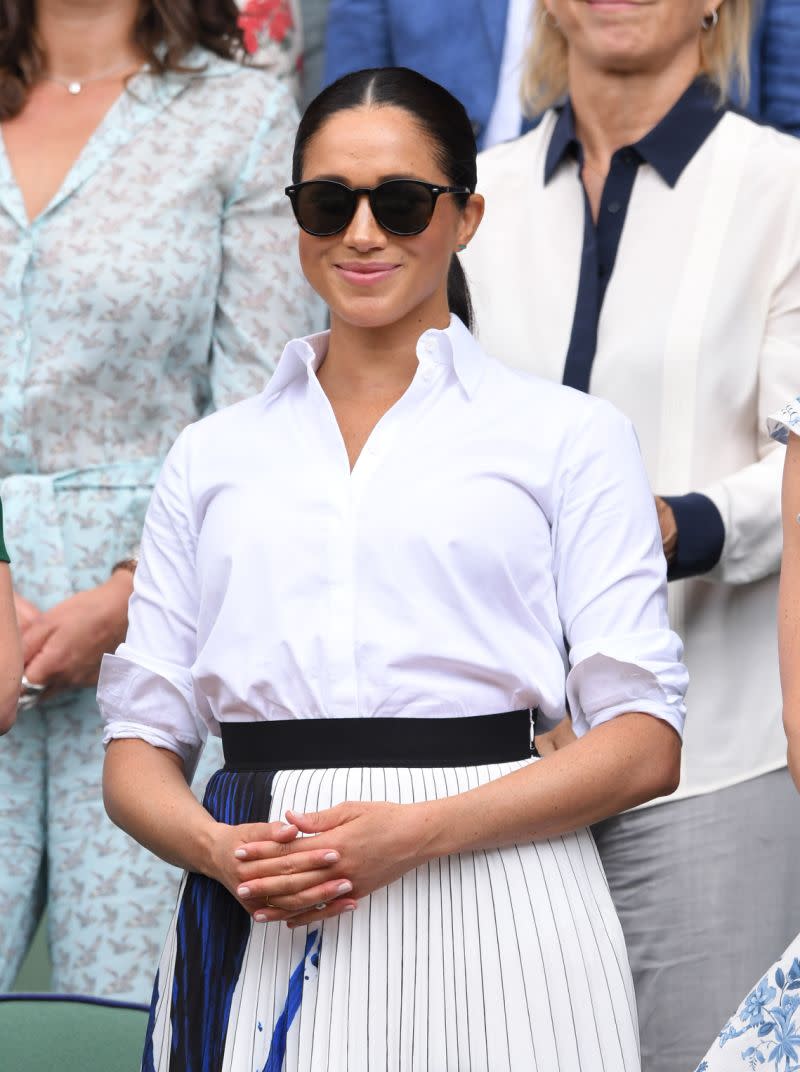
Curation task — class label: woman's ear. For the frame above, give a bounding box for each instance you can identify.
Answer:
[457,193,485,249]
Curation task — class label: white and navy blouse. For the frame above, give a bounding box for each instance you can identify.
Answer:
[463,80,800,801]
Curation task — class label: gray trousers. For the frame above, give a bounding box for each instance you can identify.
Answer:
[593,767,800,1072]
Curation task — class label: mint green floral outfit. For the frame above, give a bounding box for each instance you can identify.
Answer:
[0,49,322,1001]
[695,399,800,1071]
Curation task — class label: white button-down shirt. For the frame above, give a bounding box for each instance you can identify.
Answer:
[98,317,687,775]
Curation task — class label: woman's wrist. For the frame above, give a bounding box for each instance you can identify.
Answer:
[408,797,464,864]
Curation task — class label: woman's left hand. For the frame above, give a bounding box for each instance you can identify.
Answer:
[22,572,133,692]
[266,800,438,927]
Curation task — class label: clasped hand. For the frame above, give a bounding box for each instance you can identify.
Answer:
[215,800,434,929]
[15,572,132,695]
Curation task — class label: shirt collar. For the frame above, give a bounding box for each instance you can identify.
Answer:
[544,77,726,189]
[263,315,486,404]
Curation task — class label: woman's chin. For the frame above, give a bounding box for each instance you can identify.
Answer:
[330,295,412,331]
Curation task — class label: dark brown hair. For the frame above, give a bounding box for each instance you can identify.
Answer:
[294,68,478,331]
[0,0,246,120]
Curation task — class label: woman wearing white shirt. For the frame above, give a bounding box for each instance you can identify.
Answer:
[99,67,686,1070]
[461,1,800,1066]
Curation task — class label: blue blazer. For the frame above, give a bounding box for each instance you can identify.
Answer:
[323,0,532,148]
[745,0,800,137]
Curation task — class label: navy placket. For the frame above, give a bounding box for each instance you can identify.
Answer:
[561,145,641,393]
[544,81,730,579]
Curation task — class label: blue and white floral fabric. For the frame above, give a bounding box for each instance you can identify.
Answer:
[694,944,800,1070]
[767,397,800,444]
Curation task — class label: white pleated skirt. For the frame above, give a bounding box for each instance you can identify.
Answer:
[142,761,641,1072]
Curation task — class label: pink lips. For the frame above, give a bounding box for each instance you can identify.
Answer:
[334,261,401,287]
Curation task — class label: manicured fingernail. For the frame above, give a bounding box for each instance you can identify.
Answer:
[279,823,294,833]
[323,851,339,863]
[254,913,267,923]
[234,848,247,859]
[336,881,353,895]
[343,903,356,912]
[237,885,251,898]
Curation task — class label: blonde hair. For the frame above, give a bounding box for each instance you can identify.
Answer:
[521,1,756,115]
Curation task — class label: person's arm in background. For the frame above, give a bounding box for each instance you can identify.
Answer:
[210,78,326,409]
[656,163,800,585]
[323,0,392,87]
[752,0,800,138]
[778,431,800,790]
[0,503,22,732]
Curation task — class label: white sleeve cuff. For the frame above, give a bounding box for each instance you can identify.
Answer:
[101,720,202,775]
[566,645,688,739]
[97,650,208,782]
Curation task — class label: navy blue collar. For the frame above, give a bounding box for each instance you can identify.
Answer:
[544,78,727,189]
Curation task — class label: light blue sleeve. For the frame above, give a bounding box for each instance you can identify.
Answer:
[210,78,325,410]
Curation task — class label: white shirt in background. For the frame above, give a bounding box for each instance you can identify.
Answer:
[463,109,800,803]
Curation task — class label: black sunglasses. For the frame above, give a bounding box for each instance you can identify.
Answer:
[284,179,472,237]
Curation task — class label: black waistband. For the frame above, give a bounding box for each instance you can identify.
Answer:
[221,709,539,771]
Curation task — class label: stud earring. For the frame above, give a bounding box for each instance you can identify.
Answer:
[457,244,468,252]
[701,9,719,30]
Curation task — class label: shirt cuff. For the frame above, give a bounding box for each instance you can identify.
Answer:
[662,492,725,580]
[566,644,688,740]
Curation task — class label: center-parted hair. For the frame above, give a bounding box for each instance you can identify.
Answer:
[293,67,477,332]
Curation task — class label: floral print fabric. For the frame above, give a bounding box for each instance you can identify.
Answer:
[695,939,800,1070]
[237,0,302,96]
[767,397,800,444]
[0,48,322,999]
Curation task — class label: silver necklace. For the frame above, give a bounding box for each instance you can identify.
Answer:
[43,60,145,96]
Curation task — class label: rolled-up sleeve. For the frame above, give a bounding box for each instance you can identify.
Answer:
[553,401,688,738]
[98,430,207,779]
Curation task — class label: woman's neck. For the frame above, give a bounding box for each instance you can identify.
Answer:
[320,308,451,401]
[37,0,143,81]
[568,47,702,171]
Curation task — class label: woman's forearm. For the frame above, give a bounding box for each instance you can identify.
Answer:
[103,738,220,874]
[0,565,22,732]
[416,712,681,860]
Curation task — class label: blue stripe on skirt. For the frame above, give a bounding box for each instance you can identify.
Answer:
[142,769,275,1072]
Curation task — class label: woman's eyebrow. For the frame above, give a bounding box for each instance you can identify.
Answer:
[305,172,425,184]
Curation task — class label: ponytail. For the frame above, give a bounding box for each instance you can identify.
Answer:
[447,255,474,332]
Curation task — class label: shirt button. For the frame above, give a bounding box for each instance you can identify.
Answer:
[15,329,26,343]
[607,201,621,214]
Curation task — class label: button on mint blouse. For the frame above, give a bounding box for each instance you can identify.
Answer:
[0,49,323,603]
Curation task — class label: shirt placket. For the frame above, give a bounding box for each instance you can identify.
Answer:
[309,351,444,716]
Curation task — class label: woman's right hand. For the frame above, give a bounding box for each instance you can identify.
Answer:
[208,819,358,924]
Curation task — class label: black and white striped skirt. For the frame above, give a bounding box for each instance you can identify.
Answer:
[142,716,640,1071]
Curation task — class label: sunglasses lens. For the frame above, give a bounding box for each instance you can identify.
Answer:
[372,181,435,235]
[294,183,353,235]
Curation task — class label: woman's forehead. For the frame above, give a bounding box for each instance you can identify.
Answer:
[301,106,443,181]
